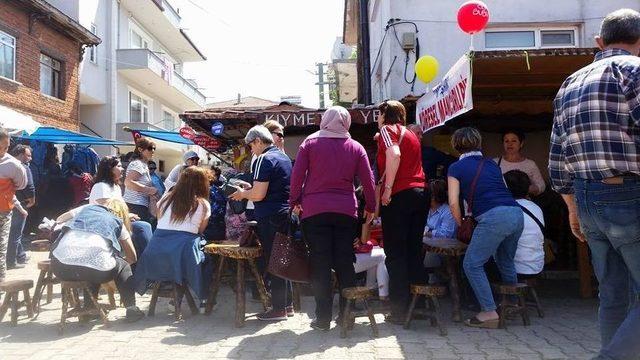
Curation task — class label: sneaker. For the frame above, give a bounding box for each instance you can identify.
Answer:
[125,307,145,323]
[7,263,25,270]
[256,309,287,321]
[286,305,294,317]
[310,319,330,331]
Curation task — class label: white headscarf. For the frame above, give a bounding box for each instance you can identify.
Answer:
[306,106,351,139]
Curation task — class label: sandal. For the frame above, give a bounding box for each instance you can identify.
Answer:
[464,316,500,329]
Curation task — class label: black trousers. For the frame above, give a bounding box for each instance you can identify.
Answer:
[380,187,428,317]
[126,203,155,229]
[256,211,292,311]
[302,212,357,325]
[51,256,136,307]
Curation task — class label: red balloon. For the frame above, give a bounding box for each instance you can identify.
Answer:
[457,0,490,35]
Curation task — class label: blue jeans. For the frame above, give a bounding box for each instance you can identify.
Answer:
[463,206,523,312]
[574,178,640,360]
[6,207,27,267]
[130,221,153,258]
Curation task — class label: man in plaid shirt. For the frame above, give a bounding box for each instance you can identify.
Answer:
[549,9,640,360]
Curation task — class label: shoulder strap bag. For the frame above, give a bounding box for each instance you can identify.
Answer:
[519,204,546,235]
[456,158,486,244]
[374,125,406,217]
[518,203,556,264]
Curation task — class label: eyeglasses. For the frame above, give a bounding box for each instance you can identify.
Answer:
[189,157,200,162]
[147,146,156,151]
[272,132,284,139]
[149,167,157,171]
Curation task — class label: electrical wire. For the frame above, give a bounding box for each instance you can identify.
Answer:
[370,30,388,79]
[386,20,419,92]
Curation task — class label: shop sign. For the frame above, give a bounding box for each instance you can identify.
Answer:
[179,126,221,152]
[262,109,381,127]
[416,54,473,131]
[211,122,224,135]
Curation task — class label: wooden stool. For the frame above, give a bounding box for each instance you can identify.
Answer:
[404,285,447,336]
[32,260,59,313]
[204,241,269,328]
[0,280,34,326]
[492,283,531,328]
[30,239,51,252]
[59,281,109,334]
[100,281,118,310]
[147,281,199,321]
[523,277,544,318]
[340,287,379,338]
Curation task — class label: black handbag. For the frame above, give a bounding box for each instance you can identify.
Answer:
[267,214,311,283]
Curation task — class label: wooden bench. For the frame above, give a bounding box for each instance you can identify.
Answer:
[492,283,531,328]
[340,287,379,338]
[32,260,58,313]
[147,281,199,321]
[59,281,109,334]
[30,239,51,252]
[0,280,34,326]
[522,277,544,318]
[404,284,447,336]
[204,241,269,328]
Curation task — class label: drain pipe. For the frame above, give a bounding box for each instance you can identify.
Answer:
[358,0,372,105]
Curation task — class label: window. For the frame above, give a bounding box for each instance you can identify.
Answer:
[162,110,175,130]
[129,91,149,123]
[89,24,97,64]
[130,30,149,49]
[40,53,62,98]
[485,31,535,49]
[0,30,16,80]
[541,30,575,47]
[485,28,577,50]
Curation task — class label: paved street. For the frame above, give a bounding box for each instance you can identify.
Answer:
[0,252,600,360]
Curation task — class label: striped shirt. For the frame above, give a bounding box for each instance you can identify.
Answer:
[549,48,640,194]
[123,159,152,207]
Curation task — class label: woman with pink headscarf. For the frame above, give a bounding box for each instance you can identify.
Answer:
[290,106,376,331]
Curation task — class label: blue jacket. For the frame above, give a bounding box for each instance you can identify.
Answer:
[133,229,205,298]
[64,205,123,252]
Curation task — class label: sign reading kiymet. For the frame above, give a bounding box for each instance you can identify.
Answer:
[262,109,381,127]
[416,54,473,131]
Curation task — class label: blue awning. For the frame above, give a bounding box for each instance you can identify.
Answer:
[133,129,194,145]
[16,127,130,145]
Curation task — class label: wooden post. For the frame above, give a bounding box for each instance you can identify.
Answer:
[577,241,594,298]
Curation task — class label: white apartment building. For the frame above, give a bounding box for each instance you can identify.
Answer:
[343,0,640,177]
[345,0,640,103]
[47,0,207,172]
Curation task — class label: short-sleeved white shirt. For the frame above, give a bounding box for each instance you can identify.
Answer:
[156,196,211,234]
[123,159,152,206]
[89,182,123,204]
[514,199,545,275]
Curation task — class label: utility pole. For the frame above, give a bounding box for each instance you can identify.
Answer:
[314,62,336,108]
[316,62,326,108]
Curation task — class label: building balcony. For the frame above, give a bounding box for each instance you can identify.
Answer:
[119,0,206,62]
[116,48,206,110]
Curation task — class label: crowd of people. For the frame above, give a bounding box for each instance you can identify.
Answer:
[1,8,640,359]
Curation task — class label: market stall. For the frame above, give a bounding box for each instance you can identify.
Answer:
[180,102,395,168]
[415,47,599,298]
[12,127,129,234]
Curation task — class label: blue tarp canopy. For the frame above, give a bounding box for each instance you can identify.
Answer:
[133,129,194,145]
[16,127,130,145]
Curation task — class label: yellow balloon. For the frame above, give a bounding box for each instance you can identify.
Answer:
[415,55,439,84]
